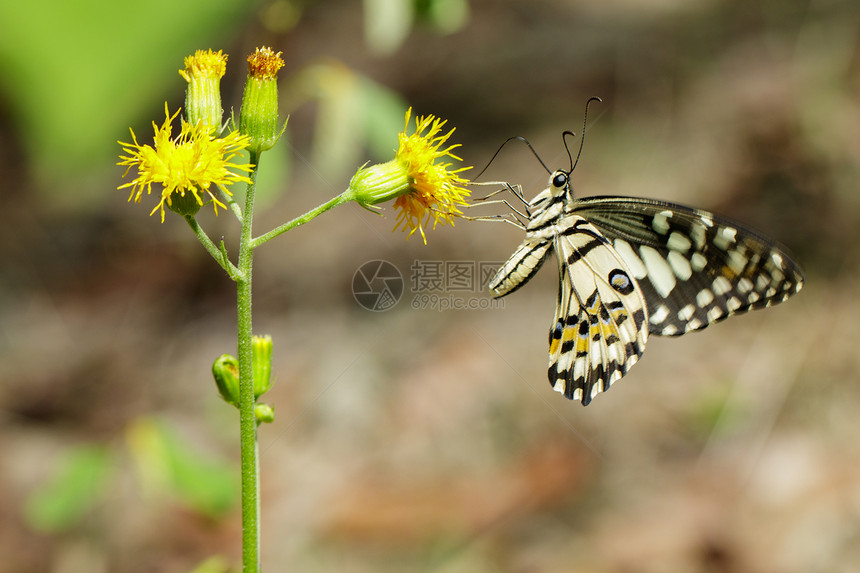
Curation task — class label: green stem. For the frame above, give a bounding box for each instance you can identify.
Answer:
[237,151,261,573]
[217,184,245,223]
[250,189,355,249]
[186,216,241,279]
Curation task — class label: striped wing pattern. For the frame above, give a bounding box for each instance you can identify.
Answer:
[547,217,648,405]
[574,197,804,336]
[489,171,804,406]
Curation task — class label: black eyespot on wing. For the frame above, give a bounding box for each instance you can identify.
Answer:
[608,268,634,294]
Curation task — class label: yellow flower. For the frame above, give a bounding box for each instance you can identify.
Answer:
[349,108,471,243]
[179,49,228,131]
[240,46,286,153]
[118,104,253,222]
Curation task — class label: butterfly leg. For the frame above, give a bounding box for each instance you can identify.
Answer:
[471,181,530,209]
[463,182,530,227]
[451,209,526,229]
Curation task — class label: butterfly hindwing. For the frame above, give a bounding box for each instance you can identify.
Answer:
[572,197,804,336]
[547,217,648,405]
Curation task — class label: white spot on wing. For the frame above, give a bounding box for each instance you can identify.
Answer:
[713,226,737,250]
[691,252,708,272]
[652,211,672,235]
[613,239,647,279]
[649,304,669,324]
[771,252,784,267]
[696,288,714,307]
[712,275,732,296]
[689,224,707,248]
[726,249,748,275]
[667,251,693,280]
[661,324,678,335]
[678,304,695,320]
[639,245,677,298]
[667,231,692,252]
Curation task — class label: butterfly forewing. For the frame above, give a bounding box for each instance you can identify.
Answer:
[572,197,804,336]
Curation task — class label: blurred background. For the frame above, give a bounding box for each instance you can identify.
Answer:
[1,0,858,571]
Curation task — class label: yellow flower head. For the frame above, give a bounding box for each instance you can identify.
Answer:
[349,108,471,243]
[118,104,253,222]
[179,49,228,131]
[179,49,228,82]
[240,46,286,153]
[246,46,285,79]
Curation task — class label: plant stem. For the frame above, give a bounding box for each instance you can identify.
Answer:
[250,189,355,249]
[237,151,261,572]
[186,216,241,279]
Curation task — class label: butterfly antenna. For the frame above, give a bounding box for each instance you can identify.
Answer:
[571,96,603,173]
[474,136,552,180]
[561,130,577,173]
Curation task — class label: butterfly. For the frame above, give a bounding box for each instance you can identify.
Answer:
[486,100,804,406]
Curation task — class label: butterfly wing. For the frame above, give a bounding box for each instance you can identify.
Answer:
[573,197,804,336]
[488,237,552,298]
[489,187,557,298]
[548,217,649,405]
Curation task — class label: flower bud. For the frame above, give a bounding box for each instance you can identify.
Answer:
[179,49,227,131]
[252,335,273,399]
[348,160,412,207]
[212,354,240,406]
[254,403,275,425]
[239,47,286,153]
[166,188,203,218]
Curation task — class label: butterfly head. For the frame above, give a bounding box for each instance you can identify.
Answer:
[549,169,572,199]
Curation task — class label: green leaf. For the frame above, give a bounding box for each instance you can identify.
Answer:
[308,64,365,181]
[360,79,409,160]
[24,444,114,533]
[0,0,255,210]
[127,417,238,518]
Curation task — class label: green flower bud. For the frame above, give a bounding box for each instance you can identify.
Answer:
[348,160,412,207]
[254,403,275,425]
[252,335,273,399]
[166,188,203,218]
[212,354,240,406]
[179,49,227,131]
[239,47,286,153]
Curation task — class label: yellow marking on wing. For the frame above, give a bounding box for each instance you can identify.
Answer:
[576,325,591,354]
[550,325,577,355]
